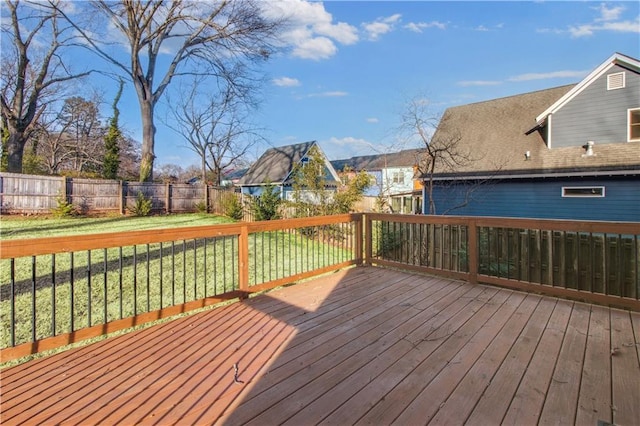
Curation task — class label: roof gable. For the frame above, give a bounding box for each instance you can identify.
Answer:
[535,52,640,124]
[238,141,340,186]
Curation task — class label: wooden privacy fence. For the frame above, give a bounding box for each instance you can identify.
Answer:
[1,213,638,363]
[0,172,250,218]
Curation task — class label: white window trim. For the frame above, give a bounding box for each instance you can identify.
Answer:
[562,186,605,198]
[607,72,625,90]
[628,107,640,142]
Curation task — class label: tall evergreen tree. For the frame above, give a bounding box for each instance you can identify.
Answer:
[103,81,123,179]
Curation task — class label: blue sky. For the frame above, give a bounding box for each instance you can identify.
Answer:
[102,1,640,168]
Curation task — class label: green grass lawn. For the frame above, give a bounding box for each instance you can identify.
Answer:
[1,214,355,354]
[0,213,235,240]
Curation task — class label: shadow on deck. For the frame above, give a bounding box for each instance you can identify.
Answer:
[1,266,639,425]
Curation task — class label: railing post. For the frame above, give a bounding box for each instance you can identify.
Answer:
[468,218,478,284]
[238,225,249,297]
[364,214,372,266]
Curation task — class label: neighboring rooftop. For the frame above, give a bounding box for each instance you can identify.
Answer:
[238,141,316,186]
[331,148,423,172]
[427,84,640,179]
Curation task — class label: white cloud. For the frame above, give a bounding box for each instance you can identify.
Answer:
[404,21,447,33]
[475,25,489,32]
[569,18,640,37]
[323,137,379,159]
[363,14,402,41]
[273,77,301,87]
[292,36,337,60]
[594,3,624,22]
[308,91,348,98]
[366,118,379,123]
[540,3,639,38]
[457,80,501,87]
[263,0,358,60]
[509,70,588,82]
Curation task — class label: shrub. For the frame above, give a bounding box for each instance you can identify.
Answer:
[51,195,79,218]
[195,199,208,213]
[129,191,153,217]
[251,183,282,221]
[222,193,243,221]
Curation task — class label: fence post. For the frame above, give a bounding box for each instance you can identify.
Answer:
[468,218,478,284]
[205,184,210,213]
[238,225,249,297]
[119,181,125,215]
[165,182,171,214]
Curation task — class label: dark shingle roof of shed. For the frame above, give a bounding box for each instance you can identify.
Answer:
[427,84,640,178]
[238,141,315,185]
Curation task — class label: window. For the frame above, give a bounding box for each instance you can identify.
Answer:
[562,187,605,198]
[607,72,625,90]
[629,108,640,142]
[392,171,405,184]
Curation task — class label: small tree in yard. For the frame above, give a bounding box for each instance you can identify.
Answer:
[251,182,282,221]
[332,169,371,214]
[290,148,371,217]
[103,81,124,180]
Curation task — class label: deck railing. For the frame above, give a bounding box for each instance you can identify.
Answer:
[1,213,638,363]
[365,214,639,310]
[0,214,362,362]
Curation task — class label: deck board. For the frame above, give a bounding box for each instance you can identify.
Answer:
[1,266,639,426]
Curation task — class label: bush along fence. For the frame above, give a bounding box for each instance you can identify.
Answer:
[0,172,252,218]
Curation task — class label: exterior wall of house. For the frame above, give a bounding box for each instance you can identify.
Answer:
[381,167,415,195]
[424,176,640,221]
[550,65,640,147]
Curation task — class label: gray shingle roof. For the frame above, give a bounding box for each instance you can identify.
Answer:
[426,85,640,179]
[332,148,423,172]
[238,141,316,185]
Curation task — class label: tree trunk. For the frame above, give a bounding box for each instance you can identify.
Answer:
[6,129,26,173]
[139,99,156,182]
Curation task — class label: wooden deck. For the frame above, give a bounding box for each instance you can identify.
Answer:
[1,266,639,425]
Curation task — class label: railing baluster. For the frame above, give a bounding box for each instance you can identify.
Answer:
[182,240,186,303]
[193,239,197,300]
[146,243,150,312]
[31,256,36,343]
[10,258,15,346]
[119,247,123,319]
[171,242,175,305]
[87,250,92,327]
[160,242,164,308]
[70,253,75,332]
[103,248,108,324]
[52,254,56,337]
[133,245,137,316]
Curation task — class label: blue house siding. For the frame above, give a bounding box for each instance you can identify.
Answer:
[426,176,640,221]
[550,64,640,148]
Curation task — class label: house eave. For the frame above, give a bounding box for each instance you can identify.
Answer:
[422,168,640,182]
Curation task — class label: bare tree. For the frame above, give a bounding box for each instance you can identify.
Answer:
[1,0,90,173]
[165,81,261,185]
[400,96,475,215]
[56,0,283,182]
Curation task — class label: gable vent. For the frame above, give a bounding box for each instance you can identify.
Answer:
[607,72,625,90]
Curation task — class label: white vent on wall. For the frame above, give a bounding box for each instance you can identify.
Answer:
[607,72,625,90]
